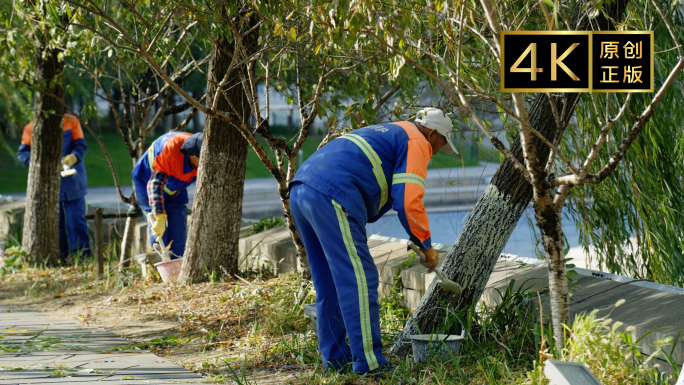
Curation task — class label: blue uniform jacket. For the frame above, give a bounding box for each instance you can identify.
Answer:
[17,114,88,202]
[132,131,198,207]
[291,121,433,249]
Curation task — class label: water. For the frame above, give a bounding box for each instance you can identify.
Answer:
[366,207,582,259]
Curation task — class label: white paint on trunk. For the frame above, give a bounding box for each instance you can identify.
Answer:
[391,183,530,355]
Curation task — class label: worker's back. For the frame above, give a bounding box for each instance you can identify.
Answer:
[292,121,433,228]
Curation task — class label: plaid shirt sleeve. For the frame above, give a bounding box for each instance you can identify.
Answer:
[147,171,170,215]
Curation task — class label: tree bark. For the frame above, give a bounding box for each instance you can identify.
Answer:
[118,216,137,270]
[178,17,259,282]
[537,191,571,348]
[22,45,65,264]
[390,1,630,356]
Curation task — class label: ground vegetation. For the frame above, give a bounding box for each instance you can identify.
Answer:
[0,245,678,384]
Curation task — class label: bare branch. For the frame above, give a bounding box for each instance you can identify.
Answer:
[143,88,172,136]
[552,58,684,187]
[650,0,683,58]
[374,85,401,112]
[578,93,632,178]
[65,0,140,47]
[163,94,206,116]
[480,0,502,55]
[170,107,198,132]
[366,29,530,182]
[147,4,178,51]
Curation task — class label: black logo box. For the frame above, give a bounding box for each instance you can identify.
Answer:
[500,31,653,92]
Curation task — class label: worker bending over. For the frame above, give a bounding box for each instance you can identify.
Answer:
[17,114,90,261]
[289,108,458,375]
[132,132,202,258]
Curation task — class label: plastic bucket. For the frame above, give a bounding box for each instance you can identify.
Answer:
[410,326,465,363]
[154,258,183,283]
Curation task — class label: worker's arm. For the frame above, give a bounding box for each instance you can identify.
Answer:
[147,171,170,215]
[391,138,432,250]
[17,124,32,166]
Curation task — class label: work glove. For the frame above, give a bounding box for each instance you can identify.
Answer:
[151,214,167,237]
[419,246,439,273]
[61,154,77,167]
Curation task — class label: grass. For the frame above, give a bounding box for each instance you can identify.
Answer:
[0,241,680,384]
[0,126,499,194]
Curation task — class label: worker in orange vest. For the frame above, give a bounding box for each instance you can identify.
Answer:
[17,114,90,261]
[132,131,202,257]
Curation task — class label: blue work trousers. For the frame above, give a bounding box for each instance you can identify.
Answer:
[133,177,187,258]
[289,182,386,374]
[59,196,91,260]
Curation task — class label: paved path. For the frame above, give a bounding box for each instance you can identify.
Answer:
[0,304,204,384]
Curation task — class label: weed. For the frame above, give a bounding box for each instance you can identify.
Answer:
[0,330,83,353]
[379,267,411,339]
[103,334,186,353]
[558,302,677,385]
[243,216,286,236]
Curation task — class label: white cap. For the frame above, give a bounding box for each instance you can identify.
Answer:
[415,107,459,154]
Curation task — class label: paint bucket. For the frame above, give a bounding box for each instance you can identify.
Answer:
[154,258,183,283]
[410,326,465,363]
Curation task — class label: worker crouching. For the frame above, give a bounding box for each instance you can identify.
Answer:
[17,114,91,261]
[132,132,202,258]
[289,108,458,376]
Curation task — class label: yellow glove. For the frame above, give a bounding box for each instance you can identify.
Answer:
[151,214,167,237]
[61,154,77,167]
[419,247,440,273]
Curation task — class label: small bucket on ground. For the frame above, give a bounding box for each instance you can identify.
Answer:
[410,326,466,363]
[154,258,183,283]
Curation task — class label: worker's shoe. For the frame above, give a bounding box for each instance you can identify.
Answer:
[363,361,395,379]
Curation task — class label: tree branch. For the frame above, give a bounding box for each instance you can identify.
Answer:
[552,58,684,187]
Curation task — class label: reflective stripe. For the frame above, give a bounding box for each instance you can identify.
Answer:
[147,142,178,195]
[392,173,425,188]
[340,134,388,210]
[147,143,155,168]
[332,200,379,371]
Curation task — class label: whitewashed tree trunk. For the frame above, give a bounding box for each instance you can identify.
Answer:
[390,94,562,354]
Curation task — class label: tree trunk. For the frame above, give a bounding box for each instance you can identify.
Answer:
[118,216,138,271]
[21,45,65,265]
[537,198,570,349]
[280,182,311,279]
[390,1,630,356]
[178,19,259,282]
